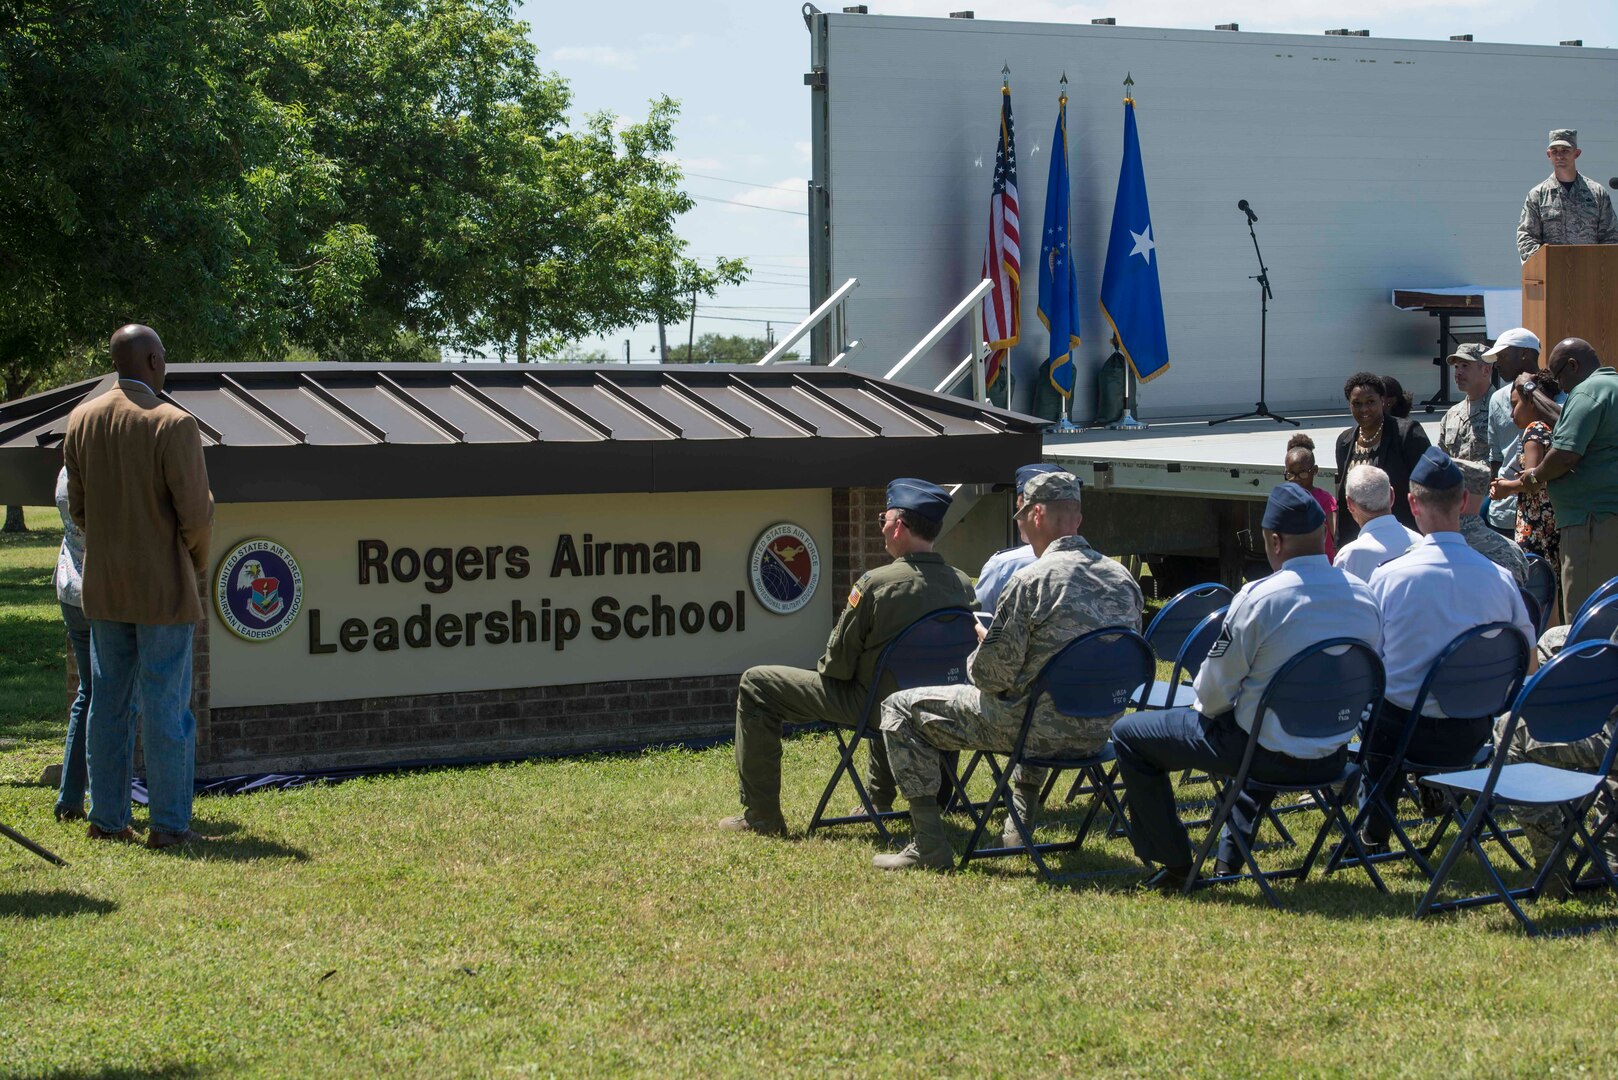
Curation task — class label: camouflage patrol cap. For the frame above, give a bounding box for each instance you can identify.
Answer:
[1548,129,1577,149]
[1454,458,1491,498]
[1446,341,1489,365]
[1014,470,1082,516]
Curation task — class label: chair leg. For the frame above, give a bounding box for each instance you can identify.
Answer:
[806,728,897,846]
[959,753,1019,869]
[805,728,858,835]
[1414,798,1492,920]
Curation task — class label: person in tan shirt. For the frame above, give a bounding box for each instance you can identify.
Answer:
[64,325,213,849]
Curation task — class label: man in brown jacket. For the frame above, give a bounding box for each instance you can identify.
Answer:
[64,325,213,848]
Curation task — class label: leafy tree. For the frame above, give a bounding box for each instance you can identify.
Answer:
[670,334,797,363]
[0,0,743,528]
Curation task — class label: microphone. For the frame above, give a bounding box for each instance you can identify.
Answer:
[1238,199,1257,222]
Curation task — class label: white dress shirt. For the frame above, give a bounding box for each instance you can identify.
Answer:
[1367,533,1536,715]
[1193,554,1384,759]
[1333,512,1423,581]
[974,543,1035,613]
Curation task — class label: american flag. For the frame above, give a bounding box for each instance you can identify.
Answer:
[983,84,1020,389]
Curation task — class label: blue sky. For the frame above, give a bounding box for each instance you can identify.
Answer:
[520,1,1616,361]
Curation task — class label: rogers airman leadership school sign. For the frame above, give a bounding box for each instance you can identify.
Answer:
[205,490,833,709]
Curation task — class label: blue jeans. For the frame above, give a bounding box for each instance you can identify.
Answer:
[56,602,92,816]
[87,620,196,834]
[1112,707,1346,869]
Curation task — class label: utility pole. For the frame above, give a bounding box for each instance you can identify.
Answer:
[686,287,697,362]
[623,339,630,364]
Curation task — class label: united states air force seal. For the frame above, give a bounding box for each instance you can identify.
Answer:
[214,538,304,641]
[748,523,820,615]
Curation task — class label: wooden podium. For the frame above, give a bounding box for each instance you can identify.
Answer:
[1522,244,1618,365]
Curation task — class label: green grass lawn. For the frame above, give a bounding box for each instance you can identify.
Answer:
[3,514,1617,1077]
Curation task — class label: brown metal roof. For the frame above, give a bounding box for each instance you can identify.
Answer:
[0,363,1043,503]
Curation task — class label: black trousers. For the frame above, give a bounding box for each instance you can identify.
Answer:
[1360,701,1493,844]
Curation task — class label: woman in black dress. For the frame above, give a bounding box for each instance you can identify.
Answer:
[1333,372,1433,546]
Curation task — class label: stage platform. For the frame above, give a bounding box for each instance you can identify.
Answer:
[1042,414,1442,500]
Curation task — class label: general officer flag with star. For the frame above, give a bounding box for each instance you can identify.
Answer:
[1038,90,1081,399]
[1099,87,1170,382]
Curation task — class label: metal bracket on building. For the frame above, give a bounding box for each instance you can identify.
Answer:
[756,277,861,366]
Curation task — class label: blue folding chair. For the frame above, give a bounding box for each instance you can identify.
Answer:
[1185,639,1387,908]
[1569,575,1618,629]
[1415,640,1618,936]
[1523,553,1558,635]
[1134,607,1229,710]
[1327,623,1529,882]
[805,607,978,845]
[1519,589,1546,644]
[1143,583,1234,673]
[958,628,1155,883]
[1567,596,1618,647]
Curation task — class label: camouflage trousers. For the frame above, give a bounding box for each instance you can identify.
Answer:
[879,684,1111,801]
[733,665,894,819]
[1494,711,1618,866]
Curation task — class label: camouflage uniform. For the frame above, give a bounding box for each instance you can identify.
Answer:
[1461,514,1529,586]
[732,552,974,823]
[1438,396,1490,464]
[1517,173,1618,263]
[879,535,1143,800]
[1494,709,1618,869]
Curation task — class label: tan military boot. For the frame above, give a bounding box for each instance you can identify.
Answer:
[717,812,788,837]
[873,798,954,871]
[1001,782,1042,847]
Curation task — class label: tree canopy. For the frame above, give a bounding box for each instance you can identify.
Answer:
[0,0,744,400]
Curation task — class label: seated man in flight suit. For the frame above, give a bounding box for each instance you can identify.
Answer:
[719,478,977,835]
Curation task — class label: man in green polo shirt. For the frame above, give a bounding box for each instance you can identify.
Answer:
[1518,338,1618,616]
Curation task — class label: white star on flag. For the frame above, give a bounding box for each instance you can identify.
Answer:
[1129,225,1156,264]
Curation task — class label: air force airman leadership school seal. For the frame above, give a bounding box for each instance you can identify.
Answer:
[215,538,304,641]
[749,523,820,615]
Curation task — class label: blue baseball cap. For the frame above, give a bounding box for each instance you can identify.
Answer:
[1262,482,1326,534]
[1410,446,1462,491]
[886,478,952,524]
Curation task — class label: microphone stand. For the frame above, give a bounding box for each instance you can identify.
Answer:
[1211,206,1297,427]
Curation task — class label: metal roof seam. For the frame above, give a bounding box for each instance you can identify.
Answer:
[376,374,465,442]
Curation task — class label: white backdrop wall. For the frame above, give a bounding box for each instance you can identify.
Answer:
[814,14,1617,418]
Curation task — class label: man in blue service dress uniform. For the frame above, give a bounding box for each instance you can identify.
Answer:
[719,479,976,835]
[1111,483,1383,891]
[973,463,1065,614]
[1359,447,1538,851]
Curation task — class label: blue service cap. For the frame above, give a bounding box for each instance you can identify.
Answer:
[1410,446,1462,491]
[1262,481,1326,535]
[1015,462,1064,496]
[886,478,952,524]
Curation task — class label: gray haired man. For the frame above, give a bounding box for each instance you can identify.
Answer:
[1333,464,1421,582]
[873,471,1143,871]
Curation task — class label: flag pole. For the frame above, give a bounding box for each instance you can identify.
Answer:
[1108,73,1149,431]
[1002,62,1013,412]
[1052,70,1080,433]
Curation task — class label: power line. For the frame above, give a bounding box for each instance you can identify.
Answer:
[684,172,806,193]
[688,193,807,217]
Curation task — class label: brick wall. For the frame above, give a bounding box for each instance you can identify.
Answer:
[830,486,890,612]
[200,674,740,778]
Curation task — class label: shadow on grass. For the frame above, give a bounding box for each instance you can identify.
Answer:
[149,818,310,862]
[33,1064,217,1080]
[0,889,118,918]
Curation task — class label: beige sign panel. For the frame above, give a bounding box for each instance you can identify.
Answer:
[208,490,833,708]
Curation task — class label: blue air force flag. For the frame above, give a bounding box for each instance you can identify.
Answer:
[1099,94,1170,383]
[1038,93,1081,398]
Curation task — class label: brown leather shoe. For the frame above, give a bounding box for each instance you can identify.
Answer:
[86,824,139,843]
[716,814,788,837]
[146,828,206,850]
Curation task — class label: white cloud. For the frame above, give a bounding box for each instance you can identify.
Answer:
[551,32,697,72]
[792,139,812,163]
[552,44,638,70]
